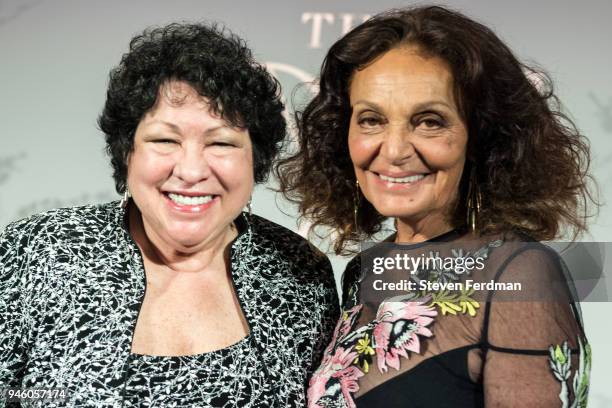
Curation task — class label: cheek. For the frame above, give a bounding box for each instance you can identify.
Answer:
[417,140,466,200]
[348,131,377,168]
[416,137,466,170]
[127,148,173,186]
[210,149,254,192]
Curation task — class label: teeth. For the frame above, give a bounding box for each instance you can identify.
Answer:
[167,193,214,206]
[379,174,426,184]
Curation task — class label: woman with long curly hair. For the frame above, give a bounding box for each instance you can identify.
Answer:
[277,5,597,407]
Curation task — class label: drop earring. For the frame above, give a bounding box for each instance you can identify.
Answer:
[120,187,131,209]
[466,166,482,233]
[353,179,360,235]
[246,197,252,217]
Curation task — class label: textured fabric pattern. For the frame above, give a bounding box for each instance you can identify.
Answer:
[0,201,339,407]
[123,337,268,407]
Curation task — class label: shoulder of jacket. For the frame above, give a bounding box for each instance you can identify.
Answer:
[1,201,119,247]
[246,214,334,284]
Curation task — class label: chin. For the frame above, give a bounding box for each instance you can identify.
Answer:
[380,209,424,220]
[168,233,210,250]
[370,196,431,219]
[162,222,210,246]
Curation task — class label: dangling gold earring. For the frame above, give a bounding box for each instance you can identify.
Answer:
[466,166,482,233]
[353,179,360,235]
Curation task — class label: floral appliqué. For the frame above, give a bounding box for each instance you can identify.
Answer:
[308,299,436,408]
[308,240,502,408]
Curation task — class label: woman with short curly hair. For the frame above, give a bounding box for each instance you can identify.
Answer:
[277,5,596,407]
[0,23,338,407]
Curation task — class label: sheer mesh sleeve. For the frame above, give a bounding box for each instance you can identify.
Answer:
[482,245,590,407]
[0,221,31,407]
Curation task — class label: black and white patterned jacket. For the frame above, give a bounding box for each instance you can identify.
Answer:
[0,201,339,407]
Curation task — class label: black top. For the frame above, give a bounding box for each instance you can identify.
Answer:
[307,228,590,407]
[123,336,261,407]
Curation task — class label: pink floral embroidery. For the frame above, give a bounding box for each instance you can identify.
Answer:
[308,347,365,408]
[308,300,437,406]
[372,300,437,373]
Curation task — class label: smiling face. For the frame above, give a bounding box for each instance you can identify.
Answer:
[348,46,468,236]
[127,80,253,253]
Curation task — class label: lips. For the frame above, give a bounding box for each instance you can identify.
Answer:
[370,171,432,190]
[166,192,214,206]
[378,173,426,184]
[162,191,218,213]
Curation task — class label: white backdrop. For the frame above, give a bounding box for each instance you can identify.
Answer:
[1,0,611,404]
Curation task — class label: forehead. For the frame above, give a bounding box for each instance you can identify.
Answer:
[155,80,208,109]
[349,47,456,106]
[141,80,220,123]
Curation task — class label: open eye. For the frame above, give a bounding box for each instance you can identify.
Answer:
[414,113,446,131]
[358,116,381,127]
[421,118,442,128]
[356,112,387,132]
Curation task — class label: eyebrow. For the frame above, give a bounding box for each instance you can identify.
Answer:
[147,120,227,135]
[148,120,182,134]
[351,100,453,112]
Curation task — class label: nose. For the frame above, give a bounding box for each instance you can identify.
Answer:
[380,123,415,164]
[173,143,211,184]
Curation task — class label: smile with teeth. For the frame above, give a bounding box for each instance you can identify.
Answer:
[167,193,214,206]
[378,173,427,184]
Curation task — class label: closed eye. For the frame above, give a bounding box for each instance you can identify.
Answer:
[153,138,178,144]
[210,141,236,147]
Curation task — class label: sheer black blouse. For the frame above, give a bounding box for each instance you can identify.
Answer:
[308,229,590,408]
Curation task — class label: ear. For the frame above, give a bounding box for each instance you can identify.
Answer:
[124,150,132,179]
[123,146,135,188]
[125,132,136,168]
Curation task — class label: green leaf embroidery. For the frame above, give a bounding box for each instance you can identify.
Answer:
[555,344,567,365]
[428,288,480,317]
[548,338,591,408]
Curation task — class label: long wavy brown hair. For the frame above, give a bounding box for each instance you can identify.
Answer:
[276,6,598,255]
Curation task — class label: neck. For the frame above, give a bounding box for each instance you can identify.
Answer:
[395,213,454,244]
[128,204,238,273]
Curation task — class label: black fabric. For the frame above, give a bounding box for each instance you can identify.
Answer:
[356,345,484,408]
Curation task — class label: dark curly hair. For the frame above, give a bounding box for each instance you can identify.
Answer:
[99,23,286,193]
[276,5,598,254]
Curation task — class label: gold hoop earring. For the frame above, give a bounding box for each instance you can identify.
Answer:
[466,166,482,233]
[353,179,360,235]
